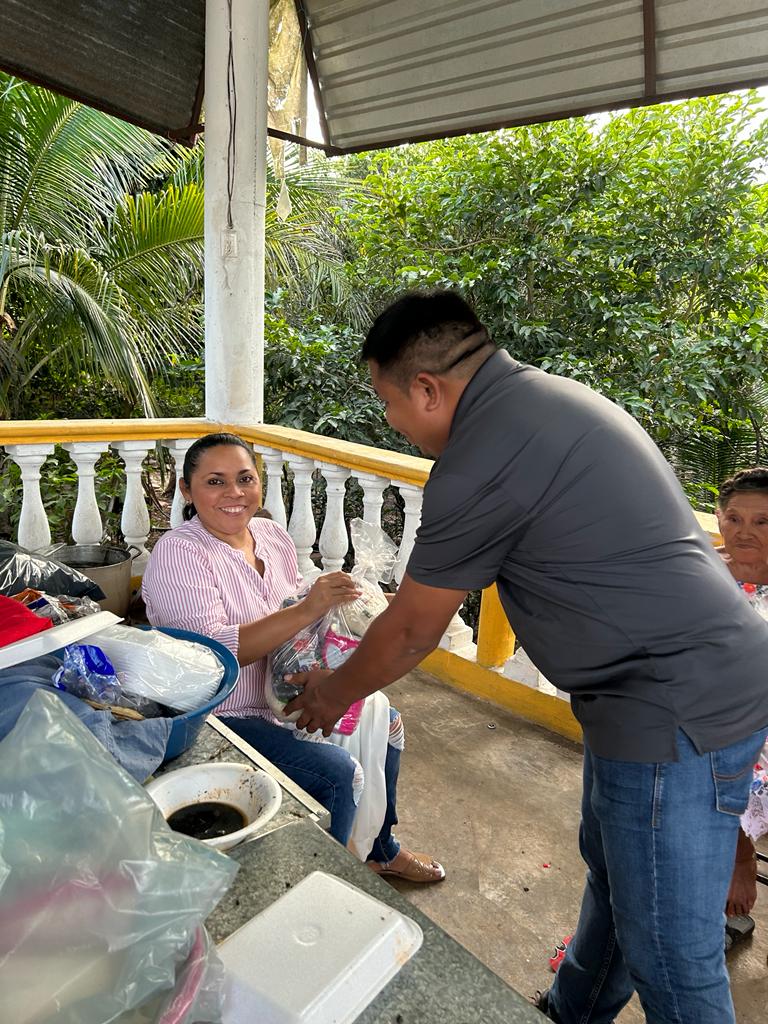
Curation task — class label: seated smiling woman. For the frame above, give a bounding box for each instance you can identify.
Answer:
[142,432,444,883]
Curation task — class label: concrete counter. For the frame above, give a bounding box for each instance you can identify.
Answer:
[208,820,544,1023]
[158,719,544,1022]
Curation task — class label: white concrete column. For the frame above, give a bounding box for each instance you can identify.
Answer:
[5,444,54,551]
[204,0,269,425]
[164,438,196,528]
[392,482,423,585]
[356,472,387,527]
[317,463,350,572]
[62,441,108,545]
[287,456,317,578]
[256,446,287,527]
[111,441,152,570]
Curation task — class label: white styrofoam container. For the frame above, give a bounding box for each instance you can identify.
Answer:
[0,611,121,670]
[218,870,423,1024]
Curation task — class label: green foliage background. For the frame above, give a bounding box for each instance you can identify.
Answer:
[339,94,768,506]
[3,77,768,540]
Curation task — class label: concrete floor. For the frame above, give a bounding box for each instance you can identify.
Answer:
[383,669,768,1023]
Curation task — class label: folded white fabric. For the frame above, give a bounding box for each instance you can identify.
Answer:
[89,624,224,712]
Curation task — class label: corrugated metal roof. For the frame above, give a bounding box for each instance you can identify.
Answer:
[0,0,206,140]
[303,0,768,152]
[0,1,767,149]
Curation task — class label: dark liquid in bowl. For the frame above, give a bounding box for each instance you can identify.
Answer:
[167,801,248,840]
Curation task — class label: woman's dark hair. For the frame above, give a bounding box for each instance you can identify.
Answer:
[181,433,258,521]
[717,467,768,509]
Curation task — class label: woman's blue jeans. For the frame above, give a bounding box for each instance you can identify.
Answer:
[221,714,401,863]
[546,727,766,1024]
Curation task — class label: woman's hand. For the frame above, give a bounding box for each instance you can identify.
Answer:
[301,572,361,618]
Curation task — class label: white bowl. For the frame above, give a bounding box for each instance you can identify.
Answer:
[145,762,282,851]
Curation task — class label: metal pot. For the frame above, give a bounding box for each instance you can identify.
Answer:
[54,545,139,617]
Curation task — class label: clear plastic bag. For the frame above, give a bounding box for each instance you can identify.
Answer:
[335,518,397,639]
[13,587,103,624]
[52,642,122,704]
[0,539,105,600]
[0,689,237,1024]
[51,643,165,718]
[88,624,224,712]
[266,595,328,723]
[267,520,396,731]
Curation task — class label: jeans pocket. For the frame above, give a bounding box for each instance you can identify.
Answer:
[710,728,766,816]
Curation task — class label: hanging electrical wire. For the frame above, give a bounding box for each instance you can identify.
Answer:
[225,0,237,229]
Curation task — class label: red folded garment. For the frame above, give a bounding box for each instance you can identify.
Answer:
[0,595,53,647]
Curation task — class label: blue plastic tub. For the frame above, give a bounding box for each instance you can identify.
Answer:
[141,626,240,763]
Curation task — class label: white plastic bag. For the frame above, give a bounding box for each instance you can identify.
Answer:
[90,624,224,712]
[0,689,237,1024]
[329,691,391,861]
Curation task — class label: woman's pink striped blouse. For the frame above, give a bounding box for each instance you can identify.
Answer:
[142,516,302,721]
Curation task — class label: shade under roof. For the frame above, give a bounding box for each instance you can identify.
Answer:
[0,0,767,152]
[0,0,207,141]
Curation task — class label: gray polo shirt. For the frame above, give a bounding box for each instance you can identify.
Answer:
[407,350,768,762]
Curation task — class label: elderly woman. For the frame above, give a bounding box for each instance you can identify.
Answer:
[716,468,768,932]
[142,432,444,882]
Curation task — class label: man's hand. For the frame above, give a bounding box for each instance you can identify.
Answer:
[283,575,466,734]
[284,670,350,736]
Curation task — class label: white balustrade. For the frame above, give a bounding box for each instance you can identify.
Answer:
[164,438,196,528]
[5,443,54,551]
[111,441,152,570]
[317,463,350,572]
[391,481,423,585]
[257,446,287,527]
[388,478,475,656]
[287,455,317,578]
[356,472,387,527]
[62,441,108,545]
[438,611,477,655]
[503,647,569,700]
[1,431,502,708]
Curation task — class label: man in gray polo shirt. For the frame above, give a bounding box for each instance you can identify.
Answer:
[288,290,768,1024]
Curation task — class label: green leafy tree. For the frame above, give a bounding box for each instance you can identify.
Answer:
[0,75,202,417]
[0,75,365,420]
[263,298,408,451]
[340,94,768,504]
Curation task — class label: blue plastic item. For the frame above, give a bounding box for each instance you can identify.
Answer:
[139,627,239,763]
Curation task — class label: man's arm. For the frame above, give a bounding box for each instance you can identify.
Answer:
[284,573,468,734]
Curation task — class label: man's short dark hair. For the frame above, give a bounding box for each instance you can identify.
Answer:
[362,290,493,387]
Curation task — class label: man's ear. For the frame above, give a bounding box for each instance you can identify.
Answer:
[411,371,443,411]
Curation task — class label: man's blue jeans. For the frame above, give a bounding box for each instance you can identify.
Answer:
[221,714,401,862]
[547,727,766,1024]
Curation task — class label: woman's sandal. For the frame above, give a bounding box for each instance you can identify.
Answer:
[369,849,446,883]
